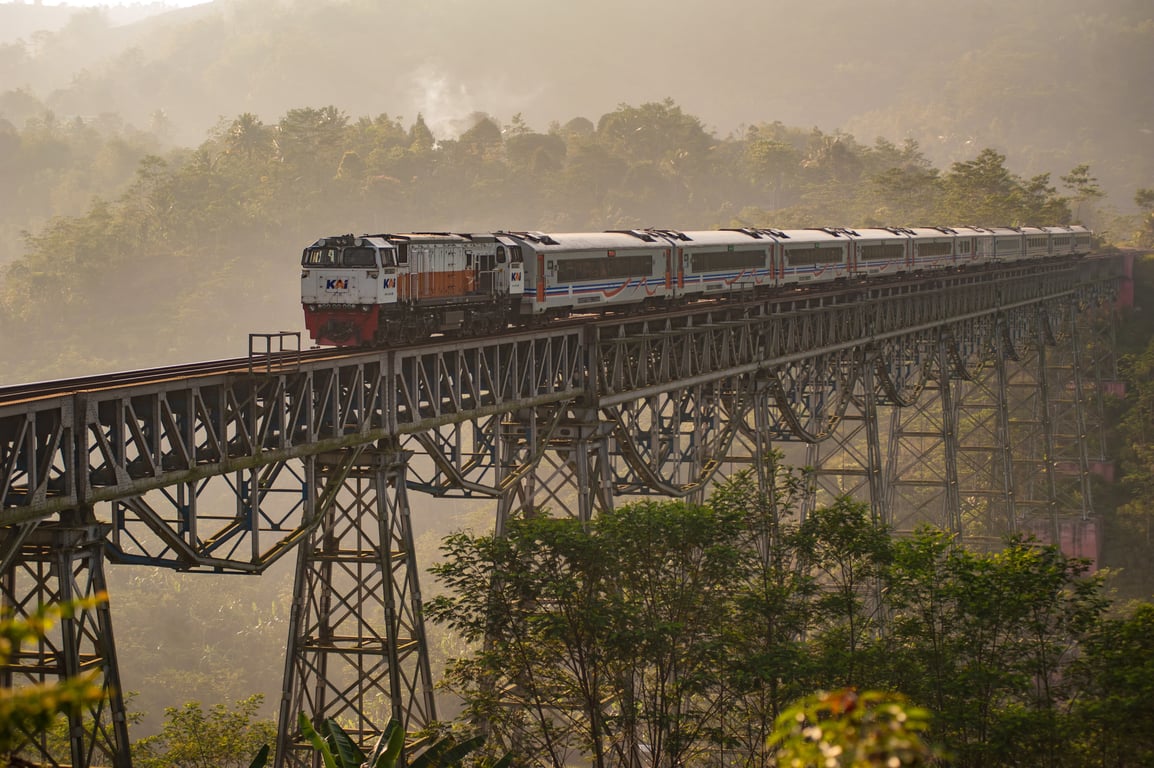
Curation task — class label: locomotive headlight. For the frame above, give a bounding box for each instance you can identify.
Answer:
[301,270,310,278]
[368,270,379,278]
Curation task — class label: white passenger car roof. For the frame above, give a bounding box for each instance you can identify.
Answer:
[676,230,776,247]
[513,231,667,252]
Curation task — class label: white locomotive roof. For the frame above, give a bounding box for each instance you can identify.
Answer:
[310,233,478,249]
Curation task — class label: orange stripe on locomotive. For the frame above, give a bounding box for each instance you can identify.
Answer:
[397,269,477,301]
[396,241,477,301]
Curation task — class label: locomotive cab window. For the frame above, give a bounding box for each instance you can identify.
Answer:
[342,247,377,267]
[302,247,339,266]
[496,246,507,263]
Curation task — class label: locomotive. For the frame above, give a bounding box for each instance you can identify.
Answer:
[300,225,1093,347]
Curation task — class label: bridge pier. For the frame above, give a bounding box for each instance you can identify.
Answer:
[881,332,965,534]
[495,407,614,532]
[276,447,435,768]
[800,347,889,523]
[0,510,130,768]
[953,316,1019,543]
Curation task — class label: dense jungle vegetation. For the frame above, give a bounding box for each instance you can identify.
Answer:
[1,0,1154,763]
[426,472,1154,768]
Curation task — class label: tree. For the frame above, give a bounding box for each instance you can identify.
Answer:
[792,497,893,690]
[1135,188,1154,247]
[273,106,349,182]
[710,457,819,767]
[1068,602,1154,767]
[882,532,1105,768]
[428,499,753,768]
[408,114,435,153]
[595,99,713,168]
[867,161,941,225]
[769,689,939,768]
[937,148,1070,226]
[133,695,276,768]
[459,114,503,156]
[745,132,803,211]
[1109,340,1154,595]
[939,149,1021,225]
[1060,164,1104,224]
[222,113,272,163]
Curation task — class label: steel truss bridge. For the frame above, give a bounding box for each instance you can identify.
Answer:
[0,254,1125,768]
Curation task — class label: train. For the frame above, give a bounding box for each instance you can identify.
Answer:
[300,225,1094,347]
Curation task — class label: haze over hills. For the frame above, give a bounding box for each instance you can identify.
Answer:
[1,0,1151,208]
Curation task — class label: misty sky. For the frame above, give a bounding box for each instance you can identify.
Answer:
[16,0,209,5]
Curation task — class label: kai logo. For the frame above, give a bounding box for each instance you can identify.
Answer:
[383,277,396,289]
[325,278,349,290]
[511,271,522,282]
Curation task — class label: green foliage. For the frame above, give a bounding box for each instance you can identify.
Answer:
[883,533,1105,767]
[793,497,893,688]
[133,695,276,768]
[430,464,1123,767]
[938,148,1069,226]
[247,744,270,768]
[296,713,489,768]
[428,498,757,767]
[1135,188,1154,247]
[0,596,107,755]
[769,688,939,768]
[1111,325,1154,596]
[1067,602,1154,766]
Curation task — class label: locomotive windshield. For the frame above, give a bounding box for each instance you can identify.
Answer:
[301,245,378,267]
[302,246,337,266]
[342,246,377,267]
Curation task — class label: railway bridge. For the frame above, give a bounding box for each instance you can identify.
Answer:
[0,253,1127,768]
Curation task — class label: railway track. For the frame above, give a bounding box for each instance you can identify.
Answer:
[0,257,1085,408]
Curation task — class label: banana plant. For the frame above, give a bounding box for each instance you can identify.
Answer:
[291,712,505,768]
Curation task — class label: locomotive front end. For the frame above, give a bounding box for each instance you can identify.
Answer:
[300,234,395,346]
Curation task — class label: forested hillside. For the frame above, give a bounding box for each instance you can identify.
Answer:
[1,0,1151,209]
